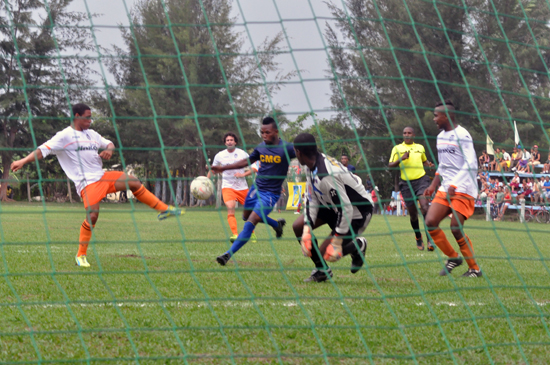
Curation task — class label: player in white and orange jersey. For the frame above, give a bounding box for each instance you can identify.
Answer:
[11,103,183,268]
[208,132,257,243]
[423,100,481,278]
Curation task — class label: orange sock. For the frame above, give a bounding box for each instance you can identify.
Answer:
[228,214,238,235]
[428,228,458,258]
[457,235,479,270]
[77,221,94,257]
[133,185,168,211]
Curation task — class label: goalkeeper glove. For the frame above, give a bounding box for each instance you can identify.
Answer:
[301,225,312,257]
[324,234,344,262]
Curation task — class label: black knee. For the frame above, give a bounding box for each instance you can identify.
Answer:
[450,229,462,240]
[88,212,99,226]
[293,219,304,237]
[424,217,438,230]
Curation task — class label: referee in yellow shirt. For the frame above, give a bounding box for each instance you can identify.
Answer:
[389,127,435,251]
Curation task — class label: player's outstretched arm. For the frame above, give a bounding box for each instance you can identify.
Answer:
[211,158,249,173]
[11,149,44,172]
[234,169,253,178]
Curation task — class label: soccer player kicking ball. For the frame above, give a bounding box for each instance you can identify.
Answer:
[208,132,256,243]
[423,100,482,278]
[10,103,183,268]
[211,117,290,266]
[293,133,372,282]
[388,126,435,251]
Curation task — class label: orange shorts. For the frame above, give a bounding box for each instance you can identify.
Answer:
[432,190,475,219]
[81,171,124,209]
[222,188,248,205]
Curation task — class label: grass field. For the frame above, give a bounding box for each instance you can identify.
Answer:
[1,202,550,364]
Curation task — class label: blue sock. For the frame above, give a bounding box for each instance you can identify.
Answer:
[227,221,255,256]
[264,215,279,229]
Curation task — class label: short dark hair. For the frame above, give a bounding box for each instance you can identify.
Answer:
[262,116,277,129]
[72,103,91,117]
[435,99,455,110]
[223,132,238,145]
[341,153,349,159]
[294,133,317,159]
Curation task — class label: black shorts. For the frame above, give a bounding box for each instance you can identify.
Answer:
[315,206,372,240]
[399,175,431,207]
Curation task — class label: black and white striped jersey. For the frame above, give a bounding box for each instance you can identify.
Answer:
[304,153,373,235]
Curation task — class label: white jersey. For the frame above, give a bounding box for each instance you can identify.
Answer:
[212,148,249,190]
[38,126,113,196]
[436,125,478,198]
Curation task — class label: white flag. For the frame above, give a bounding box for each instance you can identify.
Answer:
[514,120,520,146]
[487,134,494,155]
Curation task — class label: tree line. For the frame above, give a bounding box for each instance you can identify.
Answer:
[1,0,549,202]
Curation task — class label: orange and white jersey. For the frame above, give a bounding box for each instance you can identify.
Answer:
[212,148,249,191]
[38,126,112,195]
[436,125,478,198]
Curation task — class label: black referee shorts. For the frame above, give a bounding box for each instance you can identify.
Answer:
[399,175,431,207]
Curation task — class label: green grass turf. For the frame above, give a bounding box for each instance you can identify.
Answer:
[1,202,550,364]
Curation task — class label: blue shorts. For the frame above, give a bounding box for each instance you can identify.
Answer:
[244,186,280,217]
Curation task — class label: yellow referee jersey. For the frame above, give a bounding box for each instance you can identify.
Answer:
[389,142,427,181]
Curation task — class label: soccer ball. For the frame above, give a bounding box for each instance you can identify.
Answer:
[191,176,214,200]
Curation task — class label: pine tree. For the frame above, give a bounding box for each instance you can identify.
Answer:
[0,0,97,200]
[327,0,550,143]
[102,0,291,183]
[326,0,550,192]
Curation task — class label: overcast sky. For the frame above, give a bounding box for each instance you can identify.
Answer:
[67,0,340,121]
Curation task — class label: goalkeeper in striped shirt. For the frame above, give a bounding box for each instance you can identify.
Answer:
[293,133,373,282]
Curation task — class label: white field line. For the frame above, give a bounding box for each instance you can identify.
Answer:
[3,247,297,258]
[416,301,486,307]
[5,247,428,259]
[6,300,302,309]
[416,301,550,307]
[4,300,550,310]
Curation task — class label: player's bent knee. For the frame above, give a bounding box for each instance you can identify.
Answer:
[424,218,438,230]
[126,177,142,192]
[292,219,303,236]
[88,213,99,225]
[450,229,463,239]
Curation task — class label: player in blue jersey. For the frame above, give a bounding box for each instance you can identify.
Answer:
[211,117,296,265]
[341,154,356,172]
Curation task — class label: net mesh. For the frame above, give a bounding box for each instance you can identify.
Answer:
[1,0,550,363]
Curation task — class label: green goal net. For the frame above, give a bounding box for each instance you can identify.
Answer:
[1,0,550,363]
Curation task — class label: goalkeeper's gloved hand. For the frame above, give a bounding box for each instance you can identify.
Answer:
[324,234,344,262]
[301,225,312,257]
